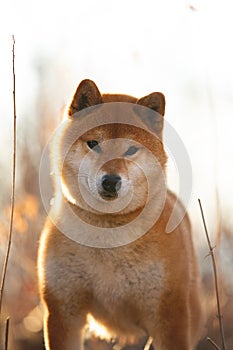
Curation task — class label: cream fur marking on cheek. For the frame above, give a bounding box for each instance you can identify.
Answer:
[38,79,204,350]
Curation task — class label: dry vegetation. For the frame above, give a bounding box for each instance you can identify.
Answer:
[0,59,233,350]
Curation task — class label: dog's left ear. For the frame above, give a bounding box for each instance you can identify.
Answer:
[136,92,165,134]
[137,92,165,116]
[68,79,103,116]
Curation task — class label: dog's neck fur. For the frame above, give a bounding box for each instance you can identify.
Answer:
[64,196,144,228]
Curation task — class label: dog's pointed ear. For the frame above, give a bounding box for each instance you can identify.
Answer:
[68,79,103,116]
[136,92,165,134]
[137,92,165,116]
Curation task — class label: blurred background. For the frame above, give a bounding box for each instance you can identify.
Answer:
[0,0,233,349]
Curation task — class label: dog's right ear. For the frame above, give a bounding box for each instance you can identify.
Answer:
[68,79,103,117]
[135,92,165,135]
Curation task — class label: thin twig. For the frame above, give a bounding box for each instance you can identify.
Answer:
[4,317,10,350]
[198,199,226,350]
[0,36,17,315]
[144,336,153,350]
[207,337,222,350]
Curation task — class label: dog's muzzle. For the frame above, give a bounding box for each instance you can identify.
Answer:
[100,174,122,199]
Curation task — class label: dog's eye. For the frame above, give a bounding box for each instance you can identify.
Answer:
[86,140,101,153]
[124,146,138,156]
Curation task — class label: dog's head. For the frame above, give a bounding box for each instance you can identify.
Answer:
[53,80,167,215]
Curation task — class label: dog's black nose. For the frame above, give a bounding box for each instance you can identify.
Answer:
[101,174,122,195]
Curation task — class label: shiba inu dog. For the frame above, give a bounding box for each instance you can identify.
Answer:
[38,79,203,350]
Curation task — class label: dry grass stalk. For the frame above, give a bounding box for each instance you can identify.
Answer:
[0,36,17,315]
[144,336,153,350]
[4,317,10,350]
[198,199,226,350]
[207,336,222,350]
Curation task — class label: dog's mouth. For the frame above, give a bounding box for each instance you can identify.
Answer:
[99,190,118,201]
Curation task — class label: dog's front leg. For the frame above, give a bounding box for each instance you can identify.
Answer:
[43,306,86,350]
[146,293,194,350]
